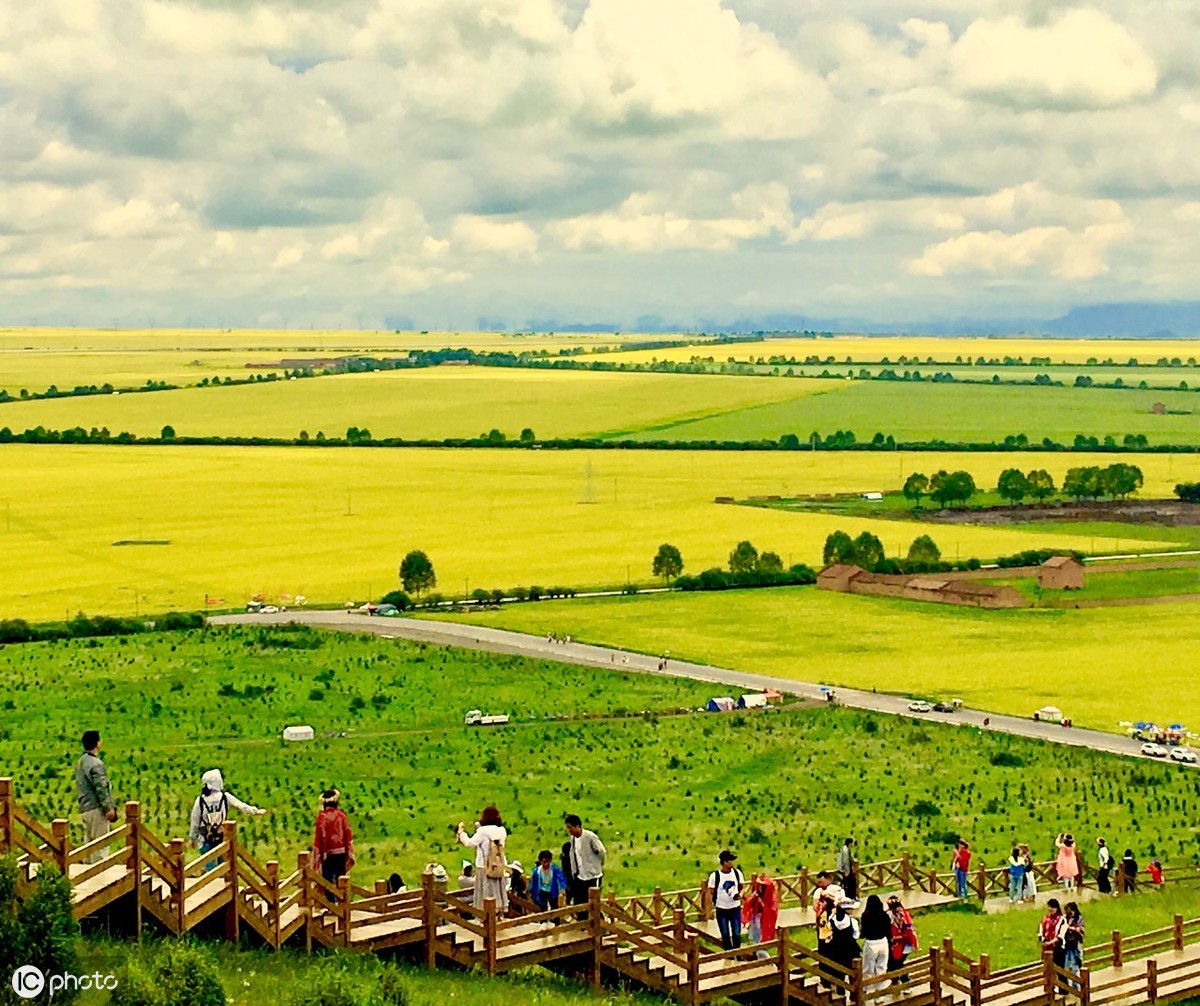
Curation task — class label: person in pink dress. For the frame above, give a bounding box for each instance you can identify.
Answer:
[1056,834,1080,892]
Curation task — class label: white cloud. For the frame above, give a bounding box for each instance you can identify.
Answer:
[450,215,539,257]
[909,221,1132,279]
[951,9,1158,109]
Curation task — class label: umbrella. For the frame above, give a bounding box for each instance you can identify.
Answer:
[1170,724,1186,731]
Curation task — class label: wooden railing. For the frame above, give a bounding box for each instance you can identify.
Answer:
[6,775,1200,1005]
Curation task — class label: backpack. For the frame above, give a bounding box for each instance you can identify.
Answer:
[199,793,227,846]
[484,835,507,880]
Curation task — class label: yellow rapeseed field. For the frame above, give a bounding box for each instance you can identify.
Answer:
[0,445,1184,620]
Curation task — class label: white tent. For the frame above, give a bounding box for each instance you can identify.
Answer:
[738,693,769,709]
[282,725,315,742]
[706,697,736,713]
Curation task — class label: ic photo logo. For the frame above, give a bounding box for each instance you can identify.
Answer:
[11,965,118,1000]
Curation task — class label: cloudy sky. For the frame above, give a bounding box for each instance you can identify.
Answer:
[2,0,1199,330]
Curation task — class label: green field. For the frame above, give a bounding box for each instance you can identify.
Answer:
[5,627,1199,896]
[619,381,1200,445]
[0,446,1189,621]
[441,588,1200,731]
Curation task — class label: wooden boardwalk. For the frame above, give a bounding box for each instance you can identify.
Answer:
[4,778,1200,1005]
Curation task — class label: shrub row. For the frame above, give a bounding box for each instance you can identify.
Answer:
[674,565,817,592]
[0,611,203,645]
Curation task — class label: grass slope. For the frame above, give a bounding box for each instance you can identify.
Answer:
[5,628,1199,895]
[441,588,1200,730]
[0,446,1188,620]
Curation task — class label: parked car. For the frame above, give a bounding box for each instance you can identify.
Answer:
[1033,706,1064,723]
[931,701,957,713]
[375,604,399,616]
[260,605,279,614]
[1170,747,1198,764]
[907,700,932,713]
[1141,742,1169,758]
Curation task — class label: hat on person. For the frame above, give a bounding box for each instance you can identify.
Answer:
[461,860,473,870]
[887,895,902,905]
[320,788,340,807]
[429,863,449,882]
[719,850,737,863]
[510,861,524,874]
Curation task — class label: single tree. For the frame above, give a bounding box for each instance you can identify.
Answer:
[996,468,1030,505]
[757,551,784,573]
[519,428,536,443]
[930,470,976,508]
[728,540,759,574]
[1026,469,1056,501]
[823,530,856,566]
[652,543,684,582]
[902,472,929,504]
[852,531,885,571]
[779,433,801,450]
[906,534,942,565]
[399,550,436,595]
[1102,462,1143,499]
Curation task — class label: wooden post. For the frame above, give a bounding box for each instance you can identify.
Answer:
[1079,967,1091,1006]
[223,820,239,944]
[701,883,713,921]
[928,869,938,894]
[687,934,700,1005]
[266,861,279,950]
[1174,914,1185,952]
[979,952,990,979]
[969,961,982,1006]
[0,778,12,854]
[1042,948,1055,1000]
[374,879,388,895]
[484,897,498,974]
[799,867,809,906]
[51,819,70,875]
[673,908,685,950]
[901,851,911,891]
[422,870,438,971]
[1147,958,1158,1003]
[337,876,351,947]
[125,803,142,943]
[778,927,791,1006]
[170,838,187,935]
[976,863,987,903]
[653,886,663,925]
[297,852,312,955]
[851,957,863,1006]
[588,886,602,989]
[1112,930,1122,969]
[928,947,942,1005]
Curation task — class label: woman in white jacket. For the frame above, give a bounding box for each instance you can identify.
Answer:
[188,769,267,858]
[457,804,508,911]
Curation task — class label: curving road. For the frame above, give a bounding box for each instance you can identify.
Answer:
[210,610,1194,766]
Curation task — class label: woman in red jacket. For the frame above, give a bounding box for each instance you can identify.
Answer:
[312,788,355,900]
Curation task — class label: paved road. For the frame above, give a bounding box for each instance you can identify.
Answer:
[210,610,1194,766]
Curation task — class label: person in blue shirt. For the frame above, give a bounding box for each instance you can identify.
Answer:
[530,849,569,911]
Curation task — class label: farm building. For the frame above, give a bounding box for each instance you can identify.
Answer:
[817,564,1026,609]
[817,564,869,592]
[1039,556,1086,590]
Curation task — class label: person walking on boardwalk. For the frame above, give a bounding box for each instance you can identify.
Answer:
[705,850,745,950]
[836,836,858,900]
[1007,847,1025,903]
[312,788,355,901]
[1062,902,1085,989]
[886,896,917,981]
[564,813,607,905]
[1096,838,1113,894]
[860,894,892,980]
[529,850,568,912]
[952,839,971,899]
[1055,834,1079,892]
[74,730,116,864]
[188,769,267,863]
[1039,899,1066,974]
[1019,844,1037,902]
[458,805,508,911]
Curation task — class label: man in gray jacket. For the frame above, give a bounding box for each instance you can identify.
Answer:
[74,730,116,863]
[564,813,606,906]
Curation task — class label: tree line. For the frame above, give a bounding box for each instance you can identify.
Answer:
[900,463,1145,509]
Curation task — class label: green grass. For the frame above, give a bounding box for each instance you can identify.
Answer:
[992,564,1200,604]
[620,381,1200,445]
[75,937,671,1006]
[440,588,1200,731]
[7,628,1200,897]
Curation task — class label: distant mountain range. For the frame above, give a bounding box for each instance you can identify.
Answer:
[524,302,1200,338]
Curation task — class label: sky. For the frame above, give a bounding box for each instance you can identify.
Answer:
[2,0,1199,330]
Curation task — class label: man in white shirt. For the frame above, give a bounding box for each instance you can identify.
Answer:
[706,850,745,950]
[811,871,846,913]
[564,813,607,906]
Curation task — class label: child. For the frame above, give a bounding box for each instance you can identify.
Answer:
[1148,858,1164,885]
[529,849,568,911]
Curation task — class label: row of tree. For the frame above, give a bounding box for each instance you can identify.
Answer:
[900,463,1145,508]
[822,530,950,572]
